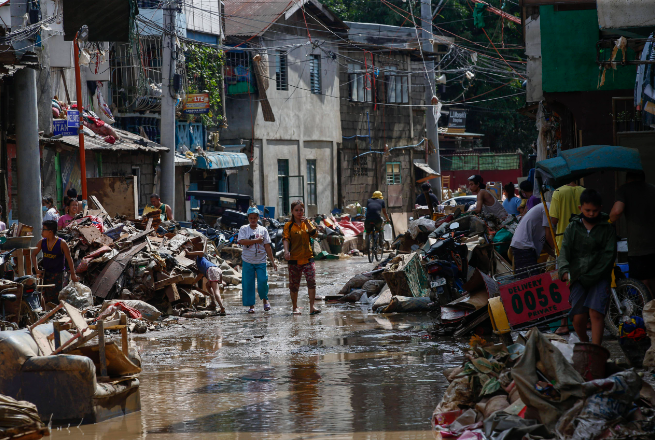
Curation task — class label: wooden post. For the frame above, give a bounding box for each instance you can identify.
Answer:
[53,322,61,349]
[97,320,109,380]
[120,313,128,356]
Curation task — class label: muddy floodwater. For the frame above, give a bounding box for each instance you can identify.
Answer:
[51,256,466,440]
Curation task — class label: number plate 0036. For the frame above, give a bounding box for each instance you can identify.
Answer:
[498,271,571,327]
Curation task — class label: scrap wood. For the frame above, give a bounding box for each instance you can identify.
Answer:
[92,242,147,298]
[164,284,180,302]
[154,274,184,290]
[78,226,113,247]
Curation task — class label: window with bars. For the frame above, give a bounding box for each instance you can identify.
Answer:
[310,54,321,94]
[348,63,372,103]
[307,159,317,205]
[353,156,368,176]
[386,66,409,104]
[386,162,402,185]
[276,51,288,91]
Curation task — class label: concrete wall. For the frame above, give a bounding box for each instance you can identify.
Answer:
[525,14,543,103]
[222,11,341,215]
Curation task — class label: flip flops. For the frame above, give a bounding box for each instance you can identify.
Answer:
[248,308,255,314]
[264,304,271,312]
[310,309,322,315]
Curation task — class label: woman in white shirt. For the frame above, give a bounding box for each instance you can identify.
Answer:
[42,196,60,222]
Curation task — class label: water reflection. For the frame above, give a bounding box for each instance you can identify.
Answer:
[50,257,464,440]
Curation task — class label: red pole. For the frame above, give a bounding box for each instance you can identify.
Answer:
[73,34,87,200]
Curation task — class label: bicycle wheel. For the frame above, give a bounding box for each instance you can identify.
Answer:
[367,233,374,263]
[605,278,653,337]
[375,233,384,261]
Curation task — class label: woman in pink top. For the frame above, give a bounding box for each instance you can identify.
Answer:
[58,198,80,230]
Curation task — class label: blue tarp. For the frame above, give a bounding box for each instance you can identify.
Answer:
[195,152,249,170]
[536,145,643,189]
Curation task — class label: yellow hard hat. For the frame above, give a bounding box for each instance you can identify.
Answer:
[372,191,384,200]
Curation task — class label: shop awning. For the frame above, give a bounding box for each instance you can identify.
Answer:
[195,152,250,170]
[414,160,440,183]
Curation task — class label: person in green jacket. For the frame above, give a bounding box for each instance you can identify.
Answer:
[558,189,616,345]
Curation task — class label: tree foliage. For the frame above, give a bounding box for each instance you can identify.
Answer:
[322,0,535,152]
[186,45,225,128]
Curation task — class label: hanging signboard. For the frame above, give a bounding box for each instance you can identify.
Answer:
[499,271,571,327]
[67,110,79,128]
[183,93,210,114]
[448,109,467,133]
[53,120,78,137]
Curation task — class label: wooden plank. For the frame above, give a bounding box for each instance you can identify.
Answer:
[31,328,53,356]
[97,320,109,380]
[154,274,184,290]
[92,242,147,298]
[62,302,89,333]
[78,226,114,247]
[164,284,180,302]
[86,176,137,218]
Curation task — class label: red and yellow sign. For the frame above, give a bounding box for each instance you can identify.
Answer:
[499,271,571,327]
[183,93,210,114]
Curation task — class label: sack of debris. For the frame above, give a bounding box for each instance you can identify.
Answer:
[361,280,386,295]
[59,281,93,310]
[101,299,162,321]
[338,273,373,295]
[379,296,435,313]
[408,217,436,239]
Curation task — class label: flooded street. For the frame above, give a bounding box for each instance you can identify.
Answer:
[51,256,465,440]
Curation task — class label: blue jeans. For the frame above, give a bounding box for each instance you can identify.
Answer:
[242,261,269,306]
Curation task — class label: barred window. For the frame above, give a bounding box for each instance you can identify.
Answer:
[276,51,288,91]
[310,54,321,94]
[386,162,401,185]
[353,156,368,176]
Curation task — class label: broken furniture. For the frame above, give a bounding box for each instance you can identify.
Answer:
[0,302,141,425]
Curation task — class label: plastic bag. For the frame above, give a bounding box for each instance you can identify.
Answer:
[59,281,93,310]
[408,217,436,239]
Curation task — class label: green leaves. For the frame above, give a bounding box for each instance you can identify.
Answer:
[185,44,224,128]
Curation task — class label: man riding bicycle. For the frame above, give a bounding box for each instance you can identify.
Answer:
[365,191,390,250]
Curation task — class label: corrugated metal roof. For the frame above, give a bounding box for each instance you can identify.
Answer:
[44,127,168,153]
[224,0,294,37]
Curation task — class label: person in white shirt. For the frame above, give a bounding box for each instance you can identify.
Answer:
[510,203,555,278]
[42,196,60,223]
[237,207,277,313]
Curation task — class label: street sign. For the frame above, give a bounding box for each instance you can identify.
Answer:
[53,119,77,137]
[67,110,79,128]
[183,93,210,114]
[499,271,570,327]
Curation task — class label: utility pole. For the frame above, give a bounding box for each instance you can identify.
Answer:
[12,0,42,243]
[160,0,177,214]
[420,0,442,197]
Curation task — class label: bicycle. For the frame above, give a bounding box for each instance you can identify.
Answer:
[367,224,387,263]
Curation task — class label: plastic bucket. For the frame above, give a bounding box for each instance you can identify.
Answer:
[572,342,610,381]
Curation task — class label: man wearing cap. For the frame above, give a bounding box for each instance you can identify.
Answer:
[365,191,390,251]
[238,207,277,313]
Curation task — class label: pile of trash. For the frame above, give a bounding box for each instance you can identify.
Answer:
[50,202,246,332]
[332,209,514,337]
[432,328,655,439]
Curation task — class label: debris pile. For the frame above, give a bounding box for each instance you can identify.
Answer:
[332,209,515,336]
[432,328,655,439]
[51,201,246,331]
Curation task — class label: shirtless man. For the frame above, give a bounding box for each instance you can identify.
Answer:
[468,174,508,220]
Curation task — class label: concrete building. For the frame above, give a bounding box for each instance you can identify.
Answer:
[221,0,345,217]
[338,22,437,221]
